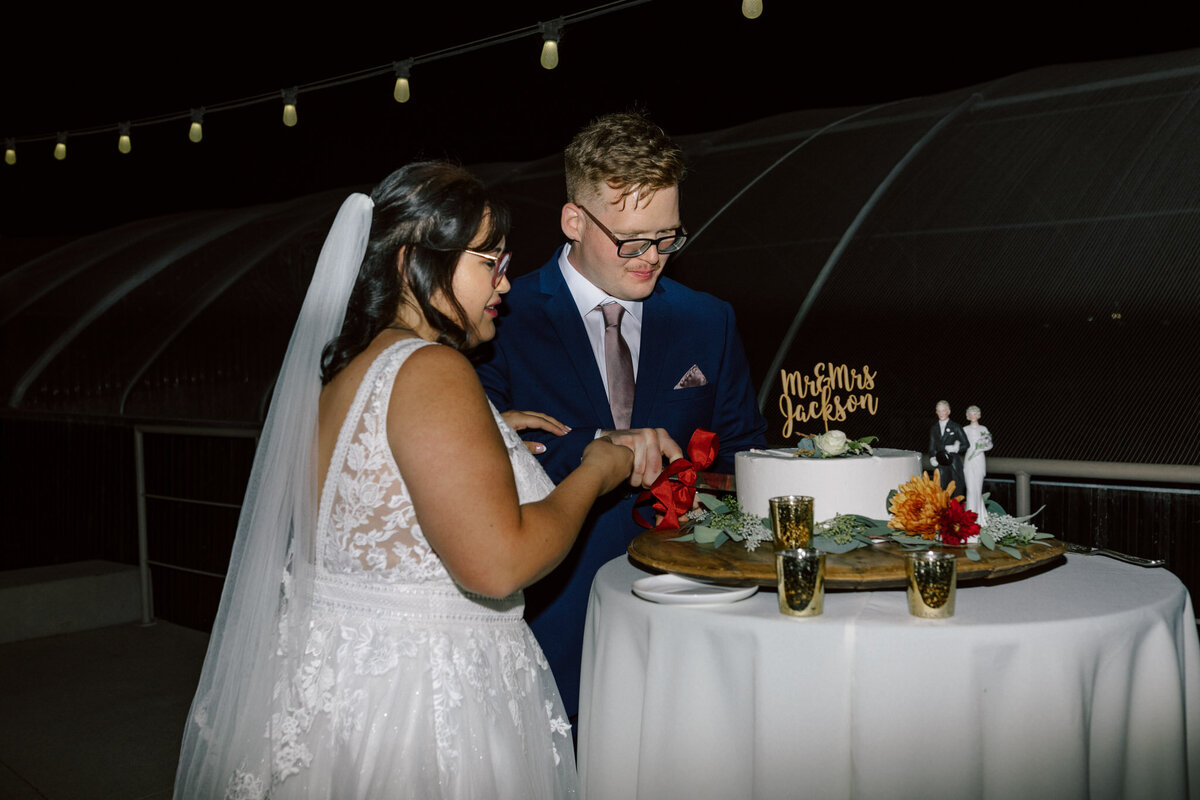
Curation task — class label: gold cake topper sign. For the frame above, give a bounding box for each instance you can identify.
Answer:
[778,363,879,437]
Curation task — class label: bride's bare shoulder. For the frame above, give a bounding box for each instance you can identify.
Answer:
[390,341,484,416]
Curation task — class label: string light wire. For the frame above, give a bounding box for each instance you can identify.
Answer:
[1,1,649,156]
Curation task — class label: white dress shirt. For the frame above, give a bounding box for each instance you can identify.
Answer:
[558,244,643,399]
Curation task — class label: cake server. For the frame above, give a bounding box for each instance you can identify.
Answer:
[1063,542,1165,568]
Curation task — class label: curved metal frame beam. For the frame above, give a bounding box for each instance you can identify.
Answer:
[756,93,983,413]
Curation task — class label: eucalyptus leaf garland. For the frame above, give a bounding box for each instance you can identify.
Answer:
[673,491,1052,561]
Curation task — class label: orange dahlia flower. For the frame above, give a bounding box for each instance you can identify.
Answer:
[887,470,955,539]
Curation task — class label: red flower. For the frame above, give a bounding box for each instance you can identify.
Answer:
[937,499,980,545]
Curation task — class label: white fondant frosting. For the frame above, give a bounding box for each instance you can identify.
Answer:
[735,447,922,522]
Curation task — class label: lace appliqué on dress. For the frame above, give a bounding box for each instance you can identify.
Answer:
[322,356,448,581]
[269,614,553,786]
[256,339,566,795]
[224,768,266,800]
[321,344,553,579]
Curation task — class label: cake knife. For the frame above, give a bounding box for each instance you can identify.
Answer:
[1063,542,1165,568]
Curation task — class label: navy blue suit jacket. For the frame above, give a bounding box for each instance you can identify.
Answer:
[476,248,767,716]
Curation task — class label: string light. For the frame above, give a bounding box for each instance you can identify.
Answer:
[118,122,132,154]
[539,19,563,70]
[189,108,205,143]
[1,2,648,166]
[393,60,413,103]
[281,88,298,127]
[742,0,762,18]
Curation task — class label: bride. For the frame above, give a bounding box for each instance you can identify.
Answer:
[963,405,993,525]
[174,162,633,799]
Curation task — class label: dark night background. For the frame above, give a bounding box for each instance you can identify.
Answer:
[2,2,1198,626]
[2,3,1194,240]
[1,11,1197,795]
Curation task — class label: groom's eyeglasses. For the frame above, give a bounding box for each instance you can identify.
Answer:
[463,249,511,287]
[577,205,688,258]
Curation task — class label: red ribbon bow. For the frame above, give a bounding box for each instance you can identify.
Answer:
[633,429,719,531]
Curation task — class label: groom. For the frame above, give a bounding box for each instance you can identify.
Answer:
[929,399,970,493]
[477,112,767,716]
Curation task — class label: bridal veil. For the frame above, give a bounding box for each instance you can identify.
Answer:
[174,193,373,799]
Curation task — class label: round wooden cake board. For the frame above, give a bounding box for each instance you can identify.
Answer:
[628,529,1067,590]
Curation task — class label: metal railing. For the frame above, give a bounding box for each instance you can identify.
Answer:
[131,433,1198,626]
[134,424,257,625]
[979,458,1200,517]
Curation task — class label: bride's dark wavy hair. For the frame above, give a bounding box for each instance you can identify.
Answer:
[320,161,510,384]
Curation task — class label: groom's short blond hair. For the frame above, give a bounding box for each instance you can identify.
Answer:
[564,111,685,207]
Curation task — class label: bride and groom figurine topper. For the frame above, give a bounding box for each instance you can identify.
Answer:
[929,401,993,524]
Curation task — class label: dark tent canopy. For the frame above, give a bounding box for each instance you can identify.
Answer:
[4,48,1200,467]
[5,45,1200,628]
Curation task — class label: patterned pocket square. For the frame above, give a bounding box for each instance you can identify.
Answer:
[674,365,708,389]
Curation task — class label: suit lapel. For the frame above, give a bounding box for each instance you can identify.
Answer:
[631,283,670,428]
[540,260,615,427]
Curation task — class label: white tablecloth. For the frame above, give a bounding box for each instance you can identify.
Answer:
[578,554,1200,800]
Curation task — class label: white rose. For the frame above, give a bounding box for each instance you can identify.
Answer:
[814,430,848,456]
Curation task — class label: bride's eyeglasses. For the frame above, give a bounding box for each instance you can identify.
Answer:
[463,249,511,287]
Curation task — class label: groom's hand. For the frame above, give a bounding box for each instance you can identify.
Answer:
[600,428,683,488]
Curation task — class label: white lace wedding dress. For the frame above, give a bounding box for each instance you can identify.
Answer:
[260,337,576,799]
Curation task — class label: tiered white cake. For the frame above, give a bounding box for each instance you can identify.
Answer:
[735,448,922,522]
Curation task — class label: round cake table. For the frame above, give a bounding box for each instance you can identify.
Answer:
[578,554,1200,800]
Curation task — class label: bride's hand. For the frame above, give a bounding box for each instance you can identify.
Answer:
[500,410,571,454]
[580,438,635,495]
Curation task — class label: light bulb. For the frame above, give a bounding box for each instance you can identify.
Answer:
[742,0,763,18]
[393,60,413,103]
[54,134,67,161]
[540,39,559,70]
[282,88,298,127]
[189,109,205,143]
[4,148,15,166]
[393,76,411,103]
[539,19,563,70]
[118,123,132,154]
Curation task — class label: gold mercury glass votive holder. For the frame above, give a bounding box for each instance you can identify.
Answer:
[769,495,814,551]
[906,551,957,618]
[776,548,825,617]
